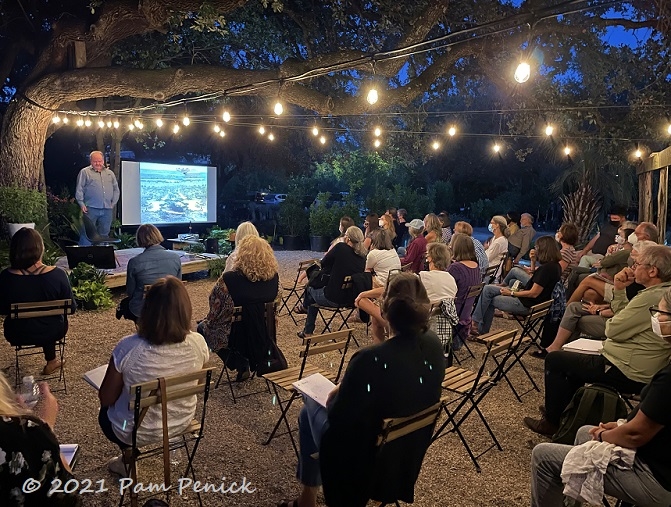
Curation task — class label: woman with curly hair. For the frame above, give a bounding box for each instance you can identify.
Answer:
[199,235,283,380]
[423,213,443,244]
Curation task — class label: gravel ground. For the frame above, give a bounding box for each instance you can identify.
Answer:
[1,250,562,507]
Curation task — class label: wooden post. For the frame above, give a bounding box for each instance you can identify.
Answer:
[658,166,668,244]
[639,171,654,223]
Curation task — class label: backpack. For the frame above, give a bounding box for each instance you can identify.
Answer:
[552,384,628,445]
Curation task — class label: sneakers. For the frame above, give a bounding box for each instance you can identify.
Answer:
[107,455,128,476]
[296,331,313,339]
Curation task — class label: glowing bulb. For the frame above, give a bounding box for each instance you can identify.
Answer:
[172,124,180,134]
[374,127,382,137]
[448,126,456,137]
[133,119,141,128]
[106,120,112,128]
[112,120,119,129]
[137,121,143,130]
[374,139,381,148]
[84,117,92,127]
[62,116,69,124]
[222,111,231,123]
[514,61,531,83]
[128,123,135,131]
[667,124,671,135]
[213,124,221,133]
[76,118,84,127]
[319,136,326,145]
[493,143,501,153]
[219,130,225,138]
[97,119,105,128]
[268,133,275,141]
[52,115,61,124]
[432,141,440,151]
[155,118,163,127]
[366,88,379,105]
[545,124,554,136]
[259,126,266,135]
[274,102,283,115]
[312,126,319,136]
[634,149,642,158]
[564,146,571,155]
[182,116,190,126]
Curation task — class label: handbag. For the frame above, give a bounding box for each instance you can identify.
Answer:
[308,266,330,289]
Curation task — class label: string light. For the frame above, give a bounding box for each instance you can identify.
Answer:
[76,118,84,127]
[52,114,61,124]
[106,120,112,128]
[545,124,554,136]
[268,133,275,141]
[155,118,163,127]
[366,88,379,105]
[374,127,382,137]
[84,117,92,127]
[564,145,571,156]
[133,119,143,129]
[219,130,226,138]
[667,123,671,135]
[312,126,319,136]
[514,61,531,83]
[97,119,105,128]
[258,126,266,135]
[61,116,69,124]
[447,126,456,137]
[112,119,119,129]
[222,111,231,123]
[172,124,180,134]
[182,116,190,126]
[274,102,283,115]
[213,124,221,133]
[634,143,642,158]
[431,141,440,150]
[128,123,135,131]
[374,139,381,148]
[493,143,501,153]
[319,135,326,145]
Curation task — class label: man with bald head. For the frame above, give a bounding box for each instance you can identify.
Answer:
[75,150,120,245]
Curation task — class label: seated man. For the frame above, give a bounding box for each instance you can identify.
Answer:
[576,207,627,269]
[524,245,671,437]
[507,212,536,263]
[530,289,671,506]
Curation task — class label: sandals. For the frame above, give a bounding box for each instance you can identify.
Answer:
[42,359,64,375]
[276,501,298,507]
[293,303,307,315]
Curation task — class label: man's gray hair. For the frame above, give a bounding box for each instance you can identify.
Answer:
[90,150,104,160]
[521,213,534,224]
[639,222,659,243]
[638,244,671,282]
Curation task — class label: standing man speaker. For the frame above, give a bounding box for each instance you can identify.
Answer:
[75,150,120,245]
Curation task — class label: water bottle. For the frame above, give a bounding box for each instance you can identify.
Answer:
[20,376,40,409]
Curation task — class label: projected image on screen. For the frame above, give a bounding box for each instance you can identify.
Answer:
[140,162,208,224]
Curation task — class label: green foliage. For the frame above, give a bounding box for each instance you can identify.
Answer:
[185,242,205,253]
[46,191,81,242]
[0,186,47,225]
[309,192,338,237]
[68,262,107,288]
[207,256,228,279]
[72,280,114,310]
[0,239,8,270]
[42,243,63,267]
[279,193,309,236]
[116,232,137,249]
[206,227,234,256]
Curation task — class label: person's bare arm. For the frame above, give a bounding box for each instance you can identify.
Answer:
[99,356,124,407]
[591,409,663,448]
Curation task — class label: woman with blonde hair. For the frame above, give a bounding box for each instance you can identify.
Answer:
[485,215,509,267]
[424,213,443,244]
[379,214,397,245]
[0,372,80,505]
[224,221,260,272]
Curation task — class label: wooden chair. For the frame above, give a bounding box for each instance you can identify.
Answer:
[278,259,320,325]
[8,299,74,392]
[214,302,275,404]
[432,329,519,472]
[119,367,215,507]
[262,329,352,458]
[450,282,485,364]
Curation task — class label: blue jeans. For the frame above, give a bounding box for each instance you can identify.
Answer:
[303,287,339,334]
[472,284,530,334]
[79,207,113,245]
[297,397,330,487]
[503,267,531,287]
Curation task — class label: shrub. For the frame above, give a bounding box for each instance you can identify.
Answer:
[68,262,107,288]
[309,192,338,237]
[0,186,48,225]
[72,280,114,310]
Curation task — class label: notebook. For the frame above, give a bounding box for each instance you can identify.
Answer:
[83,364,108,390]
[292,373,336,408]
[562,338,604,356]
[60,444,79,468]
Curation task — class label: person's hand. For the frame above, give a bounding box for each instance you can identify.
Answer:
[613,267,635,290]
[81,204,88,213]
[529,249,536,260]
[589,421,618,440]
[500,287,513,296]
[582,302,598,315]
[326,384,340,406]
[523,266,533,275]
[33,382,58,429]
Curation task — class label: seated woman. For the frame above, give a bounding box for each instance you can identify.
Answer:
[438,211,452,244]
[399,219,427,273]
[362,213,380,252]
[0,228,75,375]
[423,213,443,244]
[379,213,397,247]
[224,221,259,273]
[355,229,402,343]
[530,289,671,507]
[421,243,458,353]
[277,273,444,507]
[117,223,182,322]
[199,235,282,380]
[453,221,488,277]
[447,233,482,350]
[484,215,508,267]
[298,226,367,338]
[99,276,209,476]
[0,372,82,506]
[471,236,562,336]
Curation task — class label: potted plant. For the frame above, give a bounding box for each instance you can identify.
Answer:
[72,280,114,310]
[279,193,308,250]
[0,186,48,237]
[309,192,337,252]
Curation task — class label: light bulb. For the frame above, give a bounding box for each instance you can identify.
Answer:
[374,139,381,148]
[222,111,231,123]
[448,126,456,137]
[319,135,326,145]
[137,121,143,130]
[274,102,283,115]
[106,120,112,128]
[182,116,190,126]
[634,149,642,158]
[84,117,92,127]
[112,120,119,129]
[76,118,84,127]
[514,61,531,83]
[213,124,220,133]
[219,130,225,138]
[62,116,69,124]
[366,88,379,105]
[268,133,275,141]
[545,125,554,136]
[172,124,180,134]
[667,124,671,135]
[374,127,382,137]
[259,126,265,135]
[155,118,163,127]
[493,143,501,153]
[52,115,61,124]
[98,119,105,128]
[133,119,141,128]
[312,126,319,136]
[564,146,571,155]
[432,141,440,151]
[128,123,135,131]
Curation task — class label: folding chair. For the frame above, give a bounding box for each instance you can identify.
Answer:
[451,282,485,363]
[432,329,519,472]
[482,264,498,284]
[8,299,74,393]
[262,329,352,458]
[314,276,357,334]
[119,367,215,507]
[373,399,446,507]
[278,259,320,325]
[214,302,275,404]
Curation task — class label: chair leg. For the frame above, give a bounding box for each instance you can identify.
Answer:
[263,388,299,459]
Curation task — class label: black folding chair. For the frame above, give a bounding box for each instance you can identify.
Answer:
[278,259,319,325]
[314,276,357,333]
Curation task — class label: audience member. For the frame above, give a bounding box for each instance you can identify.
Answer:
[329,216,356,252]
[0,228,75,375]
[423,213,443,244]
[484,215,509,267]
[395,208,408,248]
[556,223,579,281]
[399,219,428,274]
[420,243,457,302]
[117,224,181,322]
[363,213,380,251]
[524,245,671,437]
[578,207,627,268]
[99,276,209,476]
[298,226,367,338]
[530,288,671,506]
[199,236,281,381]
[447,233,482,350]
[225,221,260,272]
[278,273,444,507]
[454,221,488,277]
[379,214,397,246]
[507,212,536,263]
[438,211,452,244]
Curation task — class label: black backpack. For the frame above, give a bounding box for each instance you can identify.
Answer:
[552,384,629,445]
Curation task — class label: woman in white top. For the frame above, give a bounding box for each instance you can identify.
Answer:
[366,229,402,288]
[224,221,259,272]
[420,243,457,302]
[485,215,509,267]
[99,276,209,476]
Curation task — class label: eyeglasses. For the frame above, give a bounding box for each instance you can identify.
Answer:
[632,261,653,269]
[649,306,671,319]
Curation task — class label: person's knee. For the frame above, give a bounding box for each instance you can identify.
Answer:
[575,425,594,445]
[531,443,553,470]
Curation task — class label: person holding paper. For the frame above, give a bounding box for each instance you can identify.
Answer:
[0,372,81,506]
[277,273,444,507]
